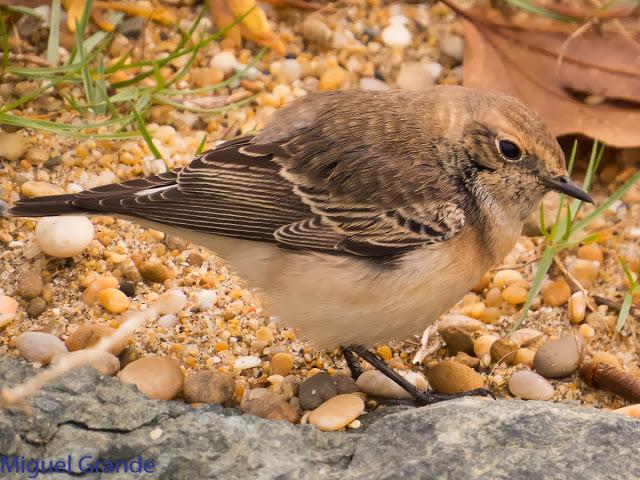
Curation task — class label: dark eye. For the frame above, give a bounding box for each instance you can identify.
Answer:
[498,139,522,161]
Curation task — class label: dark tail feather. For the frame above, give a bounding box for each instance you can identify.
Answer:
[2,195,91,218]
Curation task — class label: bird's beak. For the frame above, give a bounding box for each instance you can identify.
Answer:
[541,175,594,204]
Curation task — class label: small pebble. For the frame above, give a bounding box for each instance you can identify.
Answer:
[118,357,184,400]
[0,132,27,161]
[359,77,389,91]
[441,326,474,355]
[195,289,217,310]
[64,350,120,376]
[308,394,365,431]
[25,148,49,165]
[0,295,18,327]
[158,314,178,328]
[568,291,587,323]
[139,260,174,283]
[241,388,299,423]
[438,314,483,333]
[98,288,131,314]
[81,275,119,305]
[155,289,187,315]
[577,244,604,264]
[579,323,595,338]
[509,328,543,347]
[149,428,163,440]
[211,51,239,74]
[591,351,622,369]
[234,355,261,370]
[613,404,640,419]
[381,23,411,48]
[541,278,571,306]
[302,18,333,47]
[533,334,583,378]
[26,297,47,318]
[453,351,480,369]
[427,361,484,395]
[15,331,67,364]
[493,269,523,288]
[569,259,598,289]
[396,62,434,90]
[183,370,235,404]
[17,269,44,300]
[119,280,136,298]
[271,352,294,376]
[502,285,528,305]
[35,216,94,258]
[65,324,129,356]
[356,369,427,400]
[281,59,302,82]
[508,370,554,400]
[514,348,536,368]
[473,334,499,358]
[440,34,464,62]
[299,372,358,410]
[490,338,518,365]
[319,66,347,90]
[21,181,65,197]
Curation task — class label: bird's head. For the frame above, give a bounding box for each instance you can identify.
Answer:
[456,89,592,221]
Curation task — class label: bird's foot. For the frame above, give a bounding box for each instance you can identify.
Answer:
[412,387,495,406]
[341,346,364,380]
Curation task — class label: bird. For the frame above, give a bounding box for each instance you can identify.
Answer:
[2,86,593,404]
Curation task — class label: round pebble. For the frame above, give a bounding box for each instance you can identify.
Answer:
[183,370,235,404]
[308,394,365,431]
[473,334,499,358]
[441,326,474,356]
[356,369,427,400]
[98,288,131,314]
[381,23,411,48]
[396,62,434,90]
[211,51,238,74]
[65,324,130,356]
[0,132,28,161]
[490,338,518,365]
[139,260,174,283]
[577,244,603,263]
[533,335,583,378]
[493,269,523,288]
[427,361,484,395]
[17,269,44,300]
[196,289,217,310]
[155,289,187,315]
[233,355,261,370]
[302,18,333,47]
[0,295,18,327]
[440,34,464,62]
[502,285,528,304]
[281,59,302,82]
[509,328,543,347]
[241,388,299,423]
[569,259,598,289]
[35,216,94,258]
[64,350,121,376]
[271,352,294,376]
[541,278,571,306]
[15,331,67,364]
[158,314,178,328]
[21,181,65,197]
[26,297,47,318]
[319,66,347,90]
[299,372,358,410]
[359,77,389,91]
[81,275,119,305]
[117,357,184,400]
[514,348,536,368]
[568,291,587,323]
[508,370,554,400]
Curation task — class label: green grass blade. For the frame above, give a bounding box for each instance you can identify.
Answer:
[46,0,61,65]
[503,0,581,22]
[195,133,208,156]
[132,106,164,161]
[0,14,8,75]
[7,5,46,18]
[616,293,633,332]
[153,93,255,114]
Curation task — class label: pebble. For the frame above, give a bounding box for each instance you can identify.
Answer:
[502,285,528,305]
[440,34,464,62]
[117,357,184,400]
[35,216,94,258]
[533,334,583,378]
[271,352,294,376]
[155,289,187,315]
[568,291,587,323]
[183,370,235,404]
[302,18,333,47]
[396,62,434,90]
[356,369,427,400]
[64,350,121,376]
[65,324,130,356]
[118,280,136,298]
[281,59,302,82]
[591,351,622,369]
[508,370,554,400]
[241,388,299,423]
[438,314,483,333]
[139,260,174,283]
[569,259,598,289]
[613,404,640,419]
[149,428,163,440]
[577,244,604,264]
[454,351,480,369]
[210,51,239,74]
[473,334,499,358]
[319,66,347,90]
[579,323,595,338]
[493,269,523,288]
[509,328,543,347]
[299,372,358,410]
[381,23,411,48]
[195,289,217,310]
[98,288,131,314]
[158,314,178,328]
[25,148,49,165]
[514,348,535,368]
[233,355,261,370]
[190,67,225,87]
[359,77,389,91]
[490,338,518,365]
[308,394,365,431]
[26,297,47,318]
[0,295,18,327]
[17,269,44,300]
[14,331,67,364]
[21,181,65,197]
[441,326,474,355]
[426,361,484,395]
[0,132,27,161]
[541,278,571,306]
[81,275,119,304]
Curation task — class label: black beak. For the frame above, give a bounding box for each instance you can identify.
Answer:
[541,175,594,204]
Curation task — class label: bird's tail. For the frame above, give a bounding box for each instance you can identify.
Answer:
[1,194,92,218]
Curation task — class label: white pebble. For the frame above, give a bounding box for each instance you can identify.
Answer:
[381,24,411,48]
[359,77,390,91]
[158,314,178,328]
[234,355,261,370]
[425,62,443,80]
[15,332,68,364]
[155,289,187,315]
[441,34,464,62]
[281,59,302,82]
[196,290,217,310]
[389,14,409,25]
[628,227,640,238]
[356,369,427,400]
[35,216,94,258]
[211,51,239,74]
[508,370,554,400]
[149,428,163,440]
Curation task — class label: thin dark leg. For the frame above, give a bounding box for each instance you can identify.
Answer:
[341,346,364,380]
[352,346,494,406]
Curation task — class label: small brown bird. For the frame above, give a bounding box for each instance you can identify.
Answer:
[2,86,592,403]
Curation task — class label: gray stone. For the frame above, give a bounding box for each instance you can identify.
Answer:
[1,357,639,479]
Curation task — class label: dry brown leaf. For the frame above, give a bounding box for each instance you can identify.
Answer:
[452,2,640,147]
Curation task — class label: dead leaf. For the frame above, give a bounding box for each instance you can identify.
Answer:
[451,2,640,147]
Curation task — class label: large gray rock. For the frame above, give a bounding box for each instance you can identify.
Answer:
[1,357,638,479]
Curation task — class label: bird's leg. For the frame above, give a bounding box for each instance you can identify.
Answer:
[352,346,494,406]
[341,346,364,380]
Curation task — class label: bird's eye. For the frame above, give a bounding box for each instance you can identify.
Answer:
[497,139,522,161]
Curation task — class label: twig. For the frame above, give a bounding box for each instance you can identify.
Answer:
[553,254,598,313]
[556,18,596,70]
[0,53,52,67]
[593,294,640,315]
